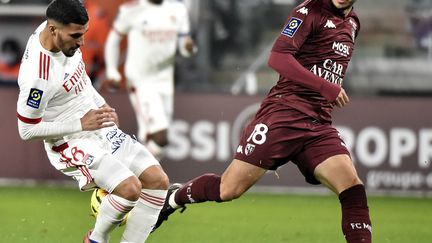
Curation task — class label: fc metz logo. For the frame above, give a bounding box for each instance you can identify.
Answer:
[245,143,255,156]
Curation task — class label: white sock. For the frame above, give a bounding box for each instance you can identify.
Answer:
[168,189,180,208]
[120,189,167,243]
[91,194,137,243]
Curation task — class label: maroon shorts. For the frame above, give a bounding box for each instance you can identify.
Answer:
[234,108,349,185]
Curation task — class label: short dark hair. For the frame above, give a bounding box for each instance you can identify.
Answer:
[46,0,88,25]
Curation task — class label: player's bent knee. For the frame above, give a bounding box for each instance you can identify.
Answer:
[113,176,142,201]
[140,166,170,190]
[219,184,245,201]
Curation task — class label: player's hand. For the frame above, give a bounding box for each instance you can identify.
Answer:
[80,107,117,131]
[184,36,197,55]
[101,104,120,127]
[332,88,350,108]
[105,68,122,90]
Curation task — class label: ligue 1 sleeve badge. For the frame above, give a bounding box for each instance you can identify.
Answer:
[26,88,43,109]
[282,17,303,38]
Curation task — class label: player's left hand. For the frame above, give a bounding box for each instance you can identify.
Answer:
[101,103,120,127]
[333,88,349,108]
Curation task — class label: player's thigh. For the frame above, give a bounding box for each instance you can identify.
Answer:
[220,159,267,200]
[313,154,363,194]
[104,126,166,184]
[90,153,137,194]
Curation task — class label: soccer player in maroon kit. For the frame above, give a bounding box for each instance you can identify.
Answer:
[153,0,371,242]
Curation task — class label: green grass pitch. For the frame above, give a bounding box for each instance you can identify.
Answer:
[1,186,431,243]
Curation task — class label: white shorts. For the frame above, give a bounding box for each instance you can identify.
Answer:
[128,88,172,142]
[45,126,159,192]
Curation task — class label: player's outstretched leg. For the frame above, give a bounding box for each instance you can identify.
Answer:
[151,183,186,232]
[152,160,266,232]
[151,173,222,232]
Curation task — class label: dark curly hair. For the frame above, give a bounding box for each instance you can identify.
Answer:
[46,0,88,25]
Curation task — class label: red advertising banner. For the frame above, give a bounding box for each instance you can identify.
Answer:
[1,88,431,195]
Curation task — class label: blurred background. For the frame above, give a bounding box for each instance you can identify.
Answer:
[1,0,432,197]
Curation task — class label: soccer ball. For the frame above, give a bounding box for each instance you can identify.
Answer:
[90,188,128,226]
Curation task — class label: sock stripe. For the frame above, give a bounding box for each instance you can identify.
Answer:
[140,192,165,207]
[107,195,134,213]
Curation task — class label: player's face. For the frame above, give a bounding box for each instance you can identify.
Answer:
[332,0,357,11]
[53,23,88,57]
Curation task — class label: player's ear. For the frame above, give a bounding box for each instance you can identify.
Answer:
[47,20,58,36]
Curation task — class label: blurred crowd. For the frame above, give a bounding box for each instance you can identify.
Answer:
[1,0,432,95]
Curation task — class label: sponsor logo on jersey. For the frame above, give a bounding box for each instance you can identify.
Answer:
[324,20,336,29]
[310,59,344,85]
[245,143,255,156]
[26,88,43,109]
[106,128,127,154]
[297,7,308,15]
[236,145,243,154]
[282,17,303,38]
[332,41,350,57]
[62,60,87,95]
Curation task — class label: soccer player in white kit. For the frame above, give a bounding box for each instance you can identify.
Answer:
[16,1,169,242]
[105,0,197,159]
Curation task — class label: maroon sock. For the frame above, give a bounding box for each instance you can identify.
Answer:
[339,184,372,243]
[174,173,222,205]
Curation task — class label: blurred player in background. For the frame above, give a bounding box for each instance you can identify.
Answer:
[153,0,372,242]
[80,0,110,84]
[0,37,22,85]
[104,0,197,160]
[16,0,169,242]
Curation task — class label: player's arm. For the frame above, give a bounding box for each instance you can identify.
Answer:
[17,82,115,141]
[18,107,118,141]
[104,5,130,88]
[104,29,124,88]
[178,34,197,57]
[268,51,341,102]
[267,3,341,102]
[177,3,197,57]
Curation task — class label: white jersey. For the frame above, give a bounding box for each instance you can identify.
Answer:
[17,22,105,147]
[113,0,191,95]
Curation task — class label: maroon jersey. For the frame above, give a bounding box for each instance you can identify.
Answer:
[264,0,360,123]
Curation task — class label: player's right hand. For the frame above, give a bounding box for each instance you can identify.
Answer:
[80,107,117,131]
[105,68,122,89]
[332,88,350,108]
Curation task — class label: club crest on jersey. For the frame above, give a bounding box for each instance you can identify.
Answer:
[282,17,303,38]
[26,88,43,109]
[245,143,255,156]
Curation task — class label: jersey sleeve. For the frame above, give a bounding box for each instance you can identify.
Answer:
[16,60,82,140]
[112,4,133,34]
[177,2,191,36]
[268,1,341,102]
[272,0,317,55]
[16,65,49,123]
[90,83,106,107]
